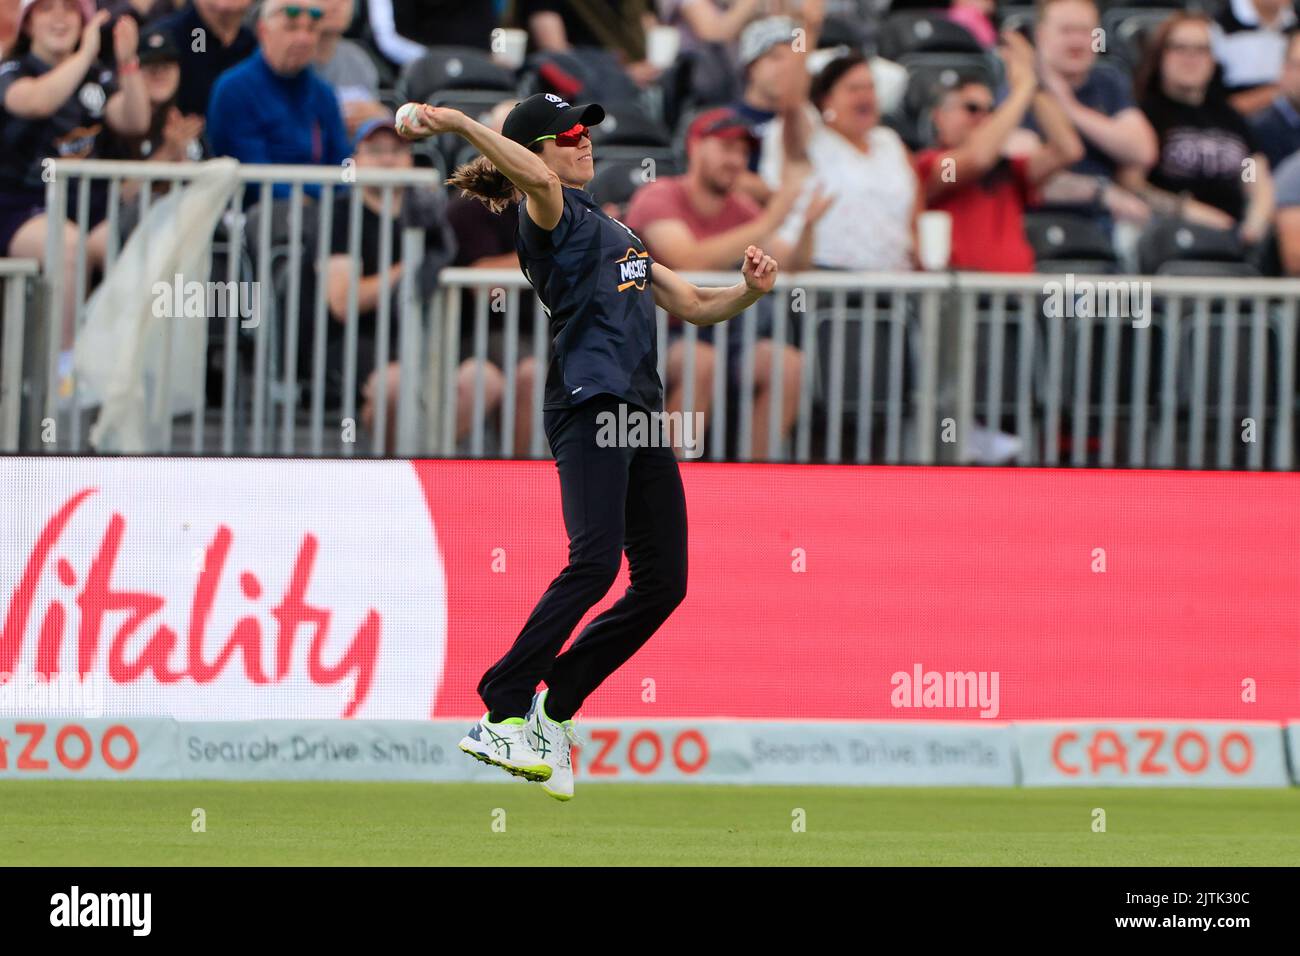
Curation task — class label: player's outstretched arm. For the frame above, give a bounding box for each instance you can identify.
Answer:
[651,245,778,327]
[397,102,564,229]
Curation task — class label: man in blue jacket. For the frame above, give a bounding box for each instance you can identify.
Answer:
[206,0,348,195]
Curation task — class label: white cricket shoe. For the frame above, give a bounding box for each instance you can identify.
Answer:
[526,690,582,801]
[459,714,552,782]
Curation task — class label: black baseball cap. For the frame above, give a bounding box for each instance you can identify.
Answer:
[502,93,605,146]
[138,25,181,65]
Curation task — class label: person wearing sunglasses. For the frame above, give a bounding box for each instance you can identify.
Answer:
[399,92,779,800]
[912,30,1084,465]
[205,0,348,197]
[915,29,1083,273]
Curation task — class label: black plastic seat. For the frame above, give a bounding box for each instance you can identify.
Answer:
[1024,212,1119,267]
[590,160,653,209]
[398,46,516,104]
[1137,219,1250,274]
[901,56,998,118]
[589,99,671,149]
[1101,7,1179,71]
[878,13,985,60]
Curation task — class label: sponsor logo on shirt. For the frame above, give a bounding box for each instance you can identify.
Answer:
[615,247,650,292]
[53,124,102,159]
[78,82,106,116]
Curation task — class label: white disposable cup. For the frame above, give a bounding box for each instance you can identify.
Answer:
[493,28,528,70]
[917,210,953,271]
[646,25,681,69]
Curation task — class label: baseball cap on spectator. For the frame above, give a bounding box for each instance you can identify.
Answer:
[686,107,760,153]
[137,24,180,65]
[739,16,796,71]
[354,116,401,150]
[502,93,605,147]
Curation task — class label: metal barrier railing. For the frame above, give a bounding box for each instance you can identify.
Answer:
[430,269,947,463]
[0,258,40,452]
[36,158,440,457]
[7,158,1300,468]
[954,273,1300,471]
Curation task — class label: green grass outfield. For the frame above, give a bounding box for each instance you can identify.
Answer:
[3,782,1298,865]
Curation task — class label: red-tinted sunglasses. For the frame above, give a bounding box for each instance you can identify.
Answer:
[530,122,590,147]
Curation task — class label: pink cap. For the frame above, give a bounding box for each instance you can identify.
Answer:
[18,0,99,36]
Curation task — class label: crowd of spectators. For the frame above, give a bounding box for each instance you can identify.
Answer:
[6,0,1300,456]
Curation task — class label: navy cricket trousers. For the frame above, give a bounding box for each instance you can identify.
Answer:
[477,393,688,722]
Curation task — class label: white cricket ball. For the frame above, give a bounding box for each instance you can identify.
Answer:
[395,102,423,138]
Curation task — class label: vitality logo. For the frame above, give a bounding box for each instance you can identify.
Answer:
[615,247,650,292]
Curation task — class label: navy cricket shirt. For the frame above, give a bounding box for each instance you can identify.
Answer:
[515,185,664,413]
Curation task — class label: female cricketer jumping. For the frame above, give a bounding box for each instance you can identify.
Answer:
[396,93,777,800]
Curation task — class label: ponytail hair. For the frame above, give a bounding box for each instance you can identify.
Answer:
[446,154,522,214]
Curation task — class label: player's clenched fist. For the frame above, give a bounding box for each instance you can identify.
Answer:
[741,245,778,295]
[395,103,464,141]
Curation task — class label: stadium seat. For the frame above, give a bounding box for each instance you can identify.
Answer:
[1025,212,1120,273]
[426,89,511,122]
[901,55,999,115]
[998,6,1036,35]
[877,13,985,61]
[397,46,517,104]
[588,99,672,148]
[655,48,719,133]
[893,55,999,148]
[423,90,515,174]
[1094,0,1186,10]
[591,145,682,179]
[1033,257,1123,275]
[882,0,945,11]
[818,13,872,53]
[881,109,925,151]
[445,136,485,174]
[590,160,655,209]
[1100,7,1177,72]
[346,9,400,91]
[1156,260,1261,277]
[1136,219,1251,275]
[411,138,450,180]
[517,48,642,106]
